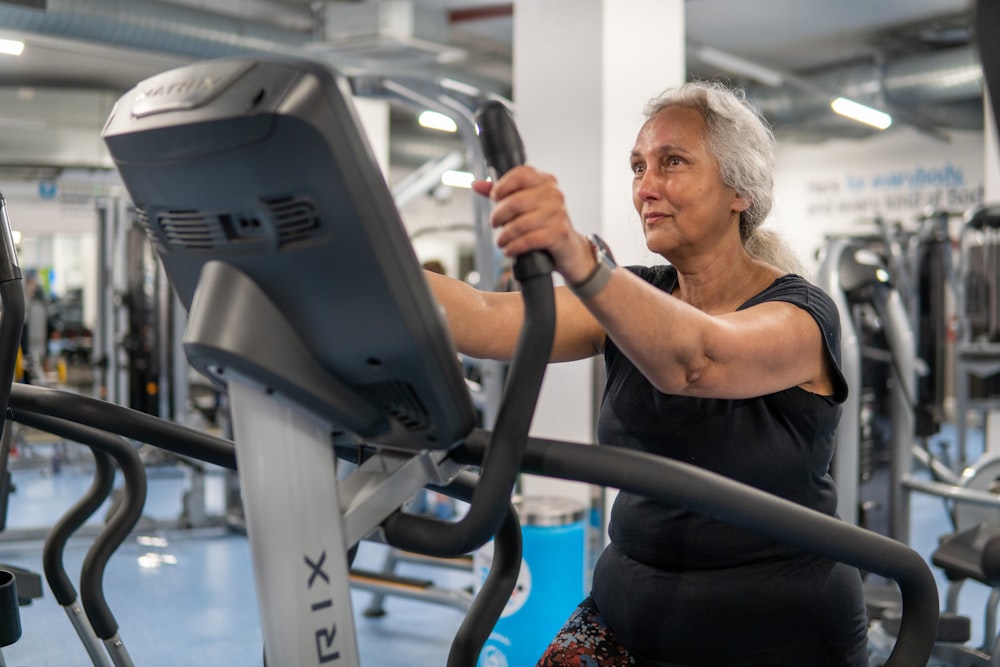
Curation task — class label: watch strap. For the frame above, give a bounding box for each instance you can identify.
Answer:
[569,258,614,300]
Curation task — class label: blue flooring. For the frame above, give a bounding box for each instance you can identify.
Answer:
[0,465,467,666]
[0,424,996,665]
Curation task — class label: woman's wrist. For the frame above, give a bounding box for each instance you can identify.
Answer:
[567,234,617,300]
[563,234,600,285]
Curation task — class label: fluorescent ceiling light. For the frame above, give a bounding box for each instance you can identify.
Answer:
[441,169,474,188]
[439,78,481,98]
[695,46,784,87]
[830,97,892,130]
[0,39,24,56]
[418,110,458,133]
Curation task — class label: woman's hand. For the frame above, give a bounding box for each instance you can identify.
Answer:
[473,166,596,285]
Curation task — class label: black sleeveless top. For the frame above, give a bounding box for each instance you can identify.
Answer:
[590,265,869,666]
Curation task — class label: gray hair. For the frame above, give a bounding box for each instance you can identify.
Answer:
[644,81,803,274]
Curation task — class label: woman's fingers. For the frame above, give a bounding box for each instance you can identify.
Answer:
[494,197,568,252]
[488,165,557,201]
[471,179,493,197]
[475,165,584,268]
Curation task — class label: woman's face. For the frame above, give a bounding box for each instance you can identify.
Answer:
[630,105,747,260]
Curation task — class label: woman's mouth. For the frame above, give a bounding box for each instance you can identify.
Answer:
[644,212,668,226]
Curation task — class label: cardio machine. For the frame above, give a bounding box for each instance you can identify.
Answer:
[0,56,939,666]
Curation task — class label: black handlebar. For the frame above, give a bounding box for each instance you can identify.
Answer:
[381,102,556,557]
[0,195,23,448]
[14,410,147,640]
[8,383,236,470]
[452,430,939,667]
[42,447,116,606]
[428,471,522,667]
[476,100,526,178]
[476,100,554,281]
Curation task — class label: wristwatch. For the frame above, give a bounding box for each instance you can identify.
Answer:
[569,233,617,300]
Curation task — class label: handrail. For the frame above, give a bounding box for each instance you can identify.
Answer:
[42,449,116,607]
[41,446,115,667]
[452,431,939,667]
[380,101,555,558]
[10,410,146,643]
[8,383,236,470]
[422,471,522,667]
[903,475,1000,509]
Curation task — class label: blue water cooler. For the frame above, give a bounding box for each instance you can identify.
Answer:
[475,496,586,667]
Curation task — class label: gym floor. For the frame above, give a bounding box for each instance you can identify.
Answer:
[0,426,992,666]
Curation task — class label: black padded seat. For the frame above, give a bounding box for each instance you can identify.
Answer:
[932,522,1000,585]
[881,609,972,645]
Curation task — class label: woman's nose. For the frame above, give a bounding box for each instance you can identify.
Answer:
[634,171,661,201]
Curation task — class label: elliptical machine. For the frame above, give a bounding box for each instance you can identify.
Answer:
[0,55,941,666]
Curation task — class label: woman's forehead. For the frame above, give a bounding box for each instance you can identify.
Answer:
[633,106,708,152]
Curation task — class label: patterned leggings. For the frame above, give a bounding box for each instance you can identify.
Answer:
[536,597,637,667]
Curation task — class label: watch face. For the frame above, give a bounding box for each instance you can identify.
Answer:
[591,234,617,268]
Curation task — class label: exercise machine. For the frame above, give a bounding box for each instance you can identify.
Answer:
[96,54,936,667]
[0,193,38,664]
[0,56,940,666]
[858,3,1000,663]
[817,235,918,541]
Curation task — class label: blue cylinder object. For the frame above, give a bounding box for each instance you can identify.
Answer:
[475,496,586,667]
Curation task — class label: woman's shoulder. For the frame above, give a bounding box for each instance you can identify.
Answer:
[743,274,842,338]
[751,274,836,311]
[625,263,677,291]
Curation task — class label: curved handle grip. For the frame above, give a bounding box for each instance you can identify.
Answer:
[382,101,556,557]
[475,100,526,178]
[474,101,553,280]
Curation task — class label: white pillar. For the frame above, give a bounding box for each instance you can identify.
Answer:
[512,0,685,503]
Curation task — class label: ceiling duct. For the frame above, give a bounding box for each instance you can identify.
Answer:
[744,44,984,135]
[0,0,464,74]
[311,1,466,72]
[0,1,985,146]
[0,0,310,60]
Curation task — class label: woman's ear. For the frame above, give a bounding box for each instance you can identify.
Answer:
[732,192,750,213]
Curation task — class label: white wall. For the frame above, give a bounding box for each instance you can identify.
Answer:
[771,127,986,274]
[510,0,686,508]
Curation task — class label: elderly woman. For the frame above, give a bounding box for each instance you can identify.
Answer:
[426,80,868,666]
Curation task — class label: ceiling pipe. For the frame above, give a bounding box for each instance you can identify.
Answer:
[745,44,982,132]
[0,0,505,95]
[0,1,985,138]
[0,0,311,60]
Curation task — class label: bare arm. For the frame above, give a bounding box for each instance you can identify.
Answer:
[580,269,834,399]
[425,270,605,363]
[485,166,835,399]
